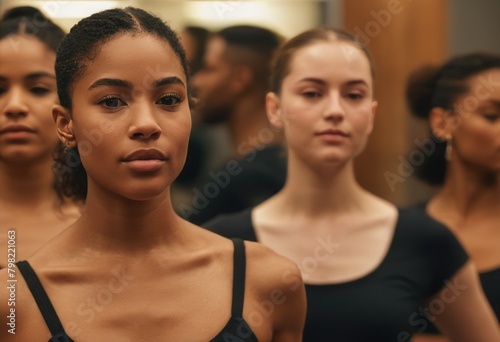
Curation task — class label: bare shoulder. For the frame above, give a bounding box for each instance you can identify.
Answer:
[243,241,307,340]
[244,240,304,300]
[245,240,302,279]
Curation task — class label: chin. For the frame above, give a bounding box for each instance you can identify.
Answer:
[123,188,169,202]
[117,179,172,202]
[0,148,48,164]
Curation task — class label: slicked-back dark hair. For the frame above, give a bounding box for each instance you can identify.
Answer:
[216,25,282,89]
[406,52,500,185]
[269,27,375,94]
[0,6,65,52]
[53,7,189,201]
[183,25,210,75]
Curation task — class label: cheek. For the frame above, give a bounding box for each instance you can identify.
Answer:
[36,95,59,141]
[349,106,373,133]
[455,122,499,156]
[281,97,313,125]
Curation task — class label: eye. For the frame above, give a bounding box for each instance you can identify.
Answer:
[30,87,50,96]
[97,96,125,108]
[483,113,500,122]
[303,91,321,99]
[346,93,363,100]
[157,93,183,107]
[0,87,5,96]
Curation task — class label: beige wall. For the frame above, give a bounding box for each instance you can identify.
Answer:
[343,0,447,205]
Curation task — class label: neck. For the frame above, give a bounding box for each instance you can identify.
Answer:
[276,154,368,217]
[434,159,500,215]
[74,182,184,254]
[227,92,281,156]
[0,158,59,210]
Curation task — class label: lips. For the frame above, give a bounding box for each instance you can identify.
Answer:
[121,149,168,172]
[315,128,350,137]
[122,149,168,162]
[0,124,36,134]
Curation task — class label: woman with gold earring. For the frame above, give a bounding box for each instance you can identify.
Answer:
[407,53,500,341]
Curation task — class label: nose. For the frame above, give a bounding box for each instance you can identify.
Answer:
[127,103,162,141]
[323,92,345,122]
[2,87,28,119]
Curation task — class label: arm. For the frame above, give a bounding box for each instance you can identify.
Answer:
[413,335,449,342]
[428,262,499,342]
[244,241,307,342]
[271,262,307,342]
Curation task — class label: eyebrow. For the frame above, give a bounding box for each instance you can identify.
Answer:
[484,99,500,107]
[152,76,185,88]
[0,72,55,82]
[298,78,368,87]
[25,72,56,80]
[88,76,186,91]
[88,78,132,91]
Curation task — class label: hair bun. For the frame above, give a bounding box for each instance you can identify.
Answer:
[1,6,47,22]
[405,64,440,119]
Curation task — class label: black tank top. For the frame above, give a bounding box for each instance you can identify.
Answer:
[17,238,258,342]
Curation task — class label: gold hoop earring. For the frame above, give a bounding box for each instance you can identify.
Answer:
[445,137,452,161]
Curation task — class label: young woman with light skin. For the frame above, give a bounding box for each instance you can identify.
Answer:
[406,53,500,342]
[204,28,500,341]
[0,7,305,341]
[0,7,80,269]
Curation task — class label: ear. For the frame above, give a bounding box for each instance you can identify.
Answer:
[366,100,378,135]
[53,104,76,148]
[231,65,253,94]
[429,107,453,140]
[266,92,283,129]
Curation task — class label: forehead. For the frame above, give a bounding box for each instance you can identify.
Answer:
[205,36,227,62]
[0,35,55,75]
[466,68,500,100]
[76,33,186,87]
[287,41,372,84]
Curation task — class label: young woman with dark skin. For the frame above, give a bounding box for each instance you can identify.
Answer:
[204,28,500,341]
[406,53,500,342]
[0,7,305,341]
[0,7,80,269]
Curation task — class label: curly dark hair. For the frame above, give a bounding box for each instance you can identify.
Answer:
[53,7,189,201]
[406,52,500,185]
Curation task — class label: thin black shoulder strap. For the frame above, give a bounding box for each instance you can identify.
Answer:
[17,260,70,340]
[231,238,246,317]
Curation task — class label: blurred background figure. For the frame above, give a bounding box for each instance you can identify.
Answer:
[179,25,210,76]
[0,6,80,268]
[172,25,212,207]
[178,25,285,224]
[406,52,500,341]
